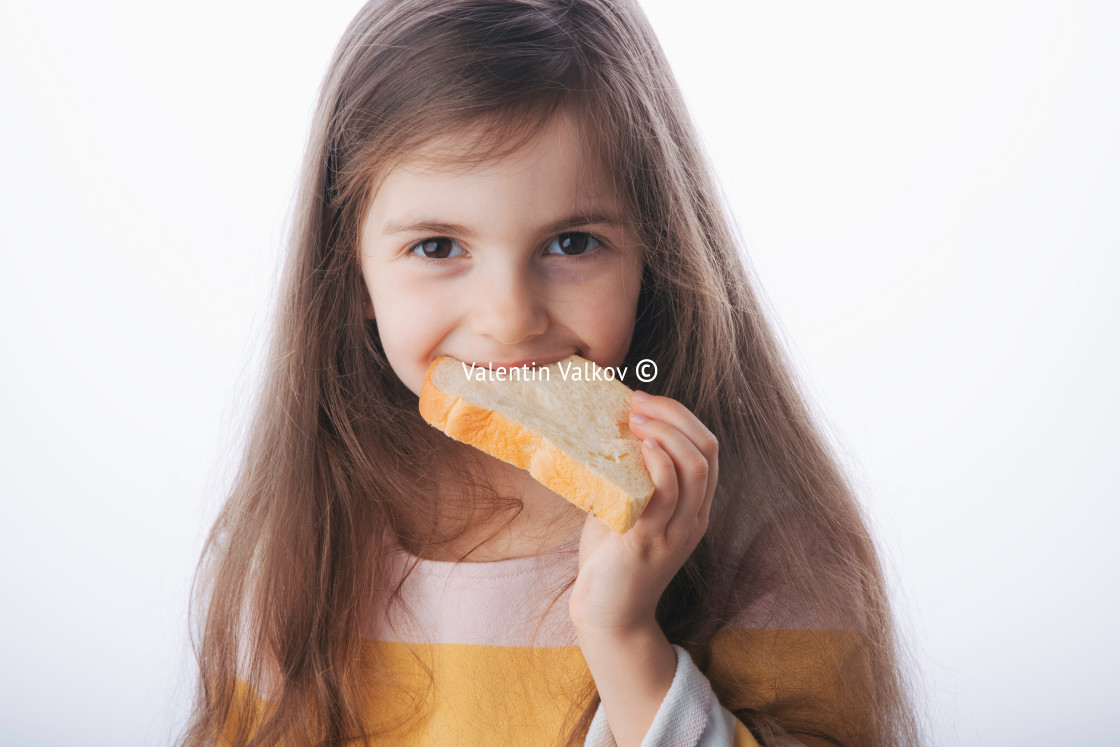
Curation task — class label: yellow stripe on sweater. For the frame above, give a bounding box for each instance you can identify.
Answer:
[222,629,872,745]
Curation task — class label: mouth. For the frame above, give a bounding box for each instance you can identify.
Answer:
[476,354,575,370]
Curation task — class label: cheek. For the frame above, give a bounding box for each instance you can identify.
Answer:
[587,264,641,322]
[567,277,639,350]
[581,294,632,328]
[371,268,434,320]
[372,283,446,363]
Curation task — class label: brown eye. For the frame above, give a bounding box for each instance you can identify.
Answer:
[546,232,602,256]
[412,237,463,259]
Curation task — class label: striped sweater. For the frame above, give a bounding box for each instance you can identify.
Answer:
[224,528,874,745]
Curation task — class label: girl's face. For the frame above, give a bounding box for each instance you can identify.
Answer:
[359,113,644,397]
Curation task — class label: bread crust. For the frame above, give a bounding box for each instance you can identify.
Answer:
[419,358,649,533]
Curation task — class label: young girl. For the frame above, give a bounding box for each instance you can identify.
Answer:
[183,1,921,744]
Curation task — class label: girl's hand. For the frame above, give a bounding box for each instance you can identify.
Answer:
[569,391,718,635]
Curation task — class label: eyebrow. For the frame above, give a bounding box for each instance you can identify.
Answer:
[381,211,625,238]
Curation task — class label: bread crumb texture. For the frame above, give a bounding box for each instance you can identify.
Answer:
[419,355,654,532]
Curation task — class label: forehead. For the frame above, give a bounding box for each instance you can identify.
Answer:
[377,111,617,203]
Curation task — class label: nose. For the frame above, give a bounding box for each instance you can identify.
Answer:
[469,260,549,346]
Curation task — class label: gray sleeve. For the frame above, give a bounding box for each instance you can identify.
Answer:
[584,643,740,747]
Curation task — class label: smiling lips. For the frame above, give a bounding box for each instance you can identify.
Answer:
[474,355,574,370]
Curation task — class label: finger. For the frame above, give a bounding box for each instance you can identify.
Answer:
[631,392,719,466]
[699,446,717,526]
[631,392,719,526]
[631,436,679,533]
[628,415,710,529]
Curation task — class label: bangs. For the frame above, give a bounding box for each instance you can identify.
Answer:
[369,92,627,225]
[401,90,608,166]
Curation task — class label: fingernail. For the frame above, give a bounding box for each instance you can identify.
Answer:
[633,390,650,402]
[630,413,648,424]
[644,437,659,449]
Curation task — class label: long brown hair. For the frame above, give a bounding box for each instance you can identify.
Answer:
[181,0,923,744]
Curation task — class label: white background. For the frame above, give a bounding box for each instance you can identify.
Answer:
[1,2,1117,745]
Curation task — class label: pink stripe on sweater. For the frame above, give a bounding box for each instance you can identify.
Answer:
[367,529,582,648]
[364,508,859,651]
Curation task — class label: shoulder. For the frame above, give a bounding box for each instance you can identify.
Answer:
[719,507,869,632]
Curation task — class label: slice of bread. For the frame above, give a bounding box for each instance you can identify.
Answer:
[419,354,655,533]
